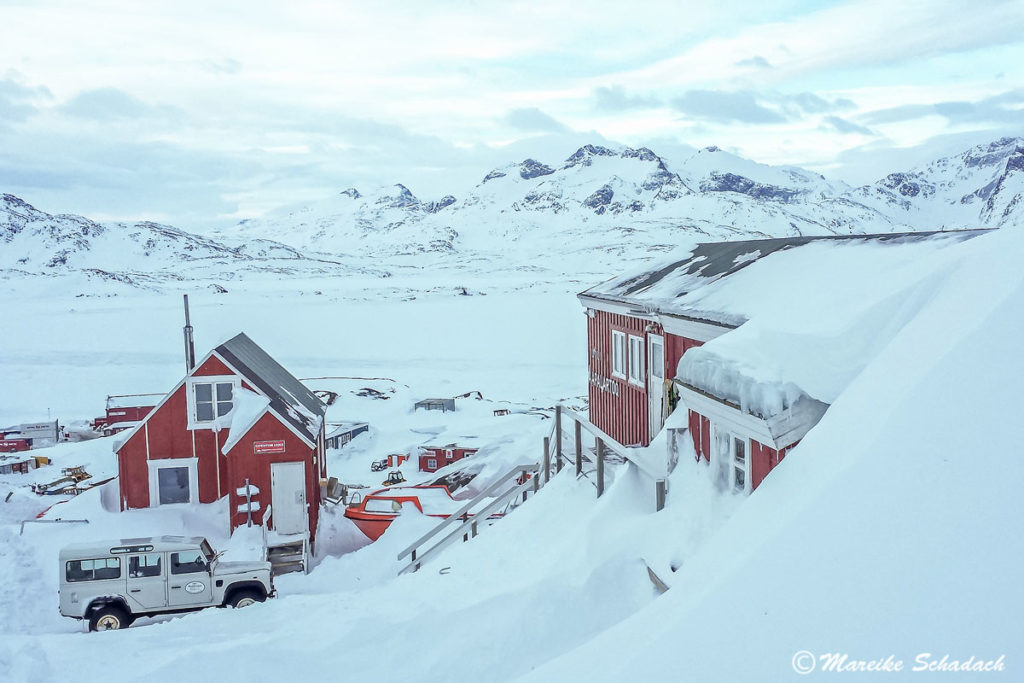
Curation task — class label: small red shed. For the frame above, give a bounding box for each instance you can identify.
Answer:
[418,444,478,473]
[97,393,162,435]
[115,333,327,545]
[578,230,987,493]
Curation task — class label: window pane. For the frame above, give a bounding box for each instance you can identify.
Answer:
[158,466,190,504]
[734,438,746,464]
[651,343,664,379]
[171,550,208,575]
[216,383,233,401]
[216,400,232,417]
[195,383,212,401]
[67,557,121,582]
[129,554,162,578]
[196,401,214,421]
[735,466,745,490]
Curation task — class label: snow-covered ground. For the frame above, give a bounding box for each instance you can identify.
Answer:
[1,222,1022,681]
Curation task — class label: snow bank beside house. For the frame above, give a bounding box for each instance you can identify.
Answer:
[525,227,1024,681]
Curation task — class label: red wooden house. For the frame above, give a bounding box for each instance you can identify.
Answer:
[94,394,163,436]
[115,333,327,545]
[418,444,478,473]
[579,230,987,493]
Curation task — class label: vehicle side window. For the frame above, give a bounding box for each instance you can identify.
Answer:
[170,550,208,575]
[129,553,162,578]
[66,557,121,582]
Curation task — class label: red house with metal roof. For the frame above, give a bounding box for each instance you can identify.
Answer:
[579,229,988,493]
[114,333,327,546]
[418,444,478,473]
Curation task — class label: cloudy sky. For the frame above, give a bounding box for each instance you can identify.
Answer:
[1,0,1022,230]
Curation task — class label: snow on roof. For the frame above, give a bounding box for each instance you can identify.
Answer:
[220,388,272,455]
[106,393,164,409]
[326,421,368,439]
[215,333,326,444]
[670,229,993,415]
[581,229,990,328]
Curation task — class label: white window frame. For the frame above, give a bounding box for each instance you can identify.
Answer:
[731,436,751,494]
[627,335,645,387]
[148,457,199,507]
[611,330,626,379]
[186,375,240,429]
[427,458,437,470]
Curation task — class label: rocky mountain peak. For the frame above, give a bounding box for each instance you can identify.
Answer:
[519,159,555,180]
[563,144,617,168]
[340,188,361,199]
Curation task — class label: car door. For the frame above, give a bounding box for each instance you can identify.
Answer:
[126,553,167,611]
[167,549,213,607]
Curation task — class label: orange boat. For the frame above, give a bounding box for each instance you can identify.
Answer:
[343,484,500,541]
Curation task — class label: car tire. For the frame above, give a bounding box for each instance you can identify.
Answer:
[88,605,132,631]
[227,588,265,609]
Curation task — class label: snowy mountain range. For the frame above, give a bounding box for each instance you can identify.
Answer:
[3,136,1022,292]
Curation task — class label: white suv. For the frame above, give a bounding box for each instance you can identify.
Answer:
[59,536,275,631]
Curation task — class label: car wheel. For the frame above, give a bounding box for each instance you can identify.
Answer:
[228,589,265,608]
[89,605,132,631]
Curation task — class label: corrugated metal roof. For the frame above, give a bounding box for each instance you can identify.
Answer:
[582,229,992,305]
[215,333,325,444]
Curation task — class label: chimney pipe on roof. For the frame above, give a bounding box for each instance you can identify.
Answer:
[183,294,196,372]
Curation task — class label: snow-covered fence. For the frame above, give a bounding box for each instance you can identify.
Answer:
[397,464,540,575]
[550,405,668,511]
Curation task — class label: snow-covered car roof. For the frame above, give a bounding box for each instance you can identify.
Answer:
[59,536,210,558]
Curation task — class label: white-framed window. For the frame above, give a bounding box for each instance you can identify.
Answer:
[732,436,750,493]
[427,458,437,470]
[445,448,454,459]
[611,330,626,379]
[627,335,645,387]
[148,458,199,507]
[186,375,239,429]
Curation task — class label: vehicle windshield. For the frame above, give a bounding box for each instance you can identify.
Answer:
[200,539,215,561]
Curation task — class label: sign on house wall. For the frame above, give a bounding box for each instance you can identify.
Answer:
[253,440,286,455]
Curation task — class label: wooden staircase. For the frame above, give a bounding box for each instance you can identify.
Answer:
[261,505,310,575]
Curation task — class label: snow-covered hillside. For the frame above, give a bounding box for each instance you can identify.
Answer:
[4,137,1022,298]
[844,136,1024,230]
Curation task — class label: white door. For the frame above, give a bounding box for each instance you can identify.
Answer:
[270,461,307,535]
[648,334,666,441]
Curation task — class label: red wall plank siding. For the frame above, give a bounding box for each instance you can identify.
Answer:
[226,411,320,541]
[192,355,235,377]
[664,333,703,381]
[751,440,772,490]
[587,310,650,446]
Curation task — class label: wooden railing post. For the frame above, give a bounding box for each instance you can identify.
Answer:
[575,420,582,476]
[655,479,667,512]
[555,405,563,473]
[596,438,605,498]
[543,437,551,484]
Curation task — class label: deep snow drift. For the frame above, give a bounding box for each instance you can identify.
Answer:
[1,223,1022,681]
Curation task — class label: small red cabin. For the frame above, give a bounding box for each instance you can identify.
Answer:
[115,333,327,545]
[388,453,410,468]
[418,445,478,473]
[579,230,985,493]
[96,394,162,435]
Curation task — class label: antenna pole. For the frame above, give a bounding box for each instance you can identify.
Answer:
[183,294,196,372]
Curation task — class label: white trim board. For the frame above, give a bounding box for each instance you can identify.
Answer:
[147,457,199,507]
[675,382,776,447]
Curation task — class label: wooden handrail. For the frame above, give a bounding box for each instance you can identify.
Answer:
[559,406,665,481]
[398,470,540,575]
[396,465,535,561]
